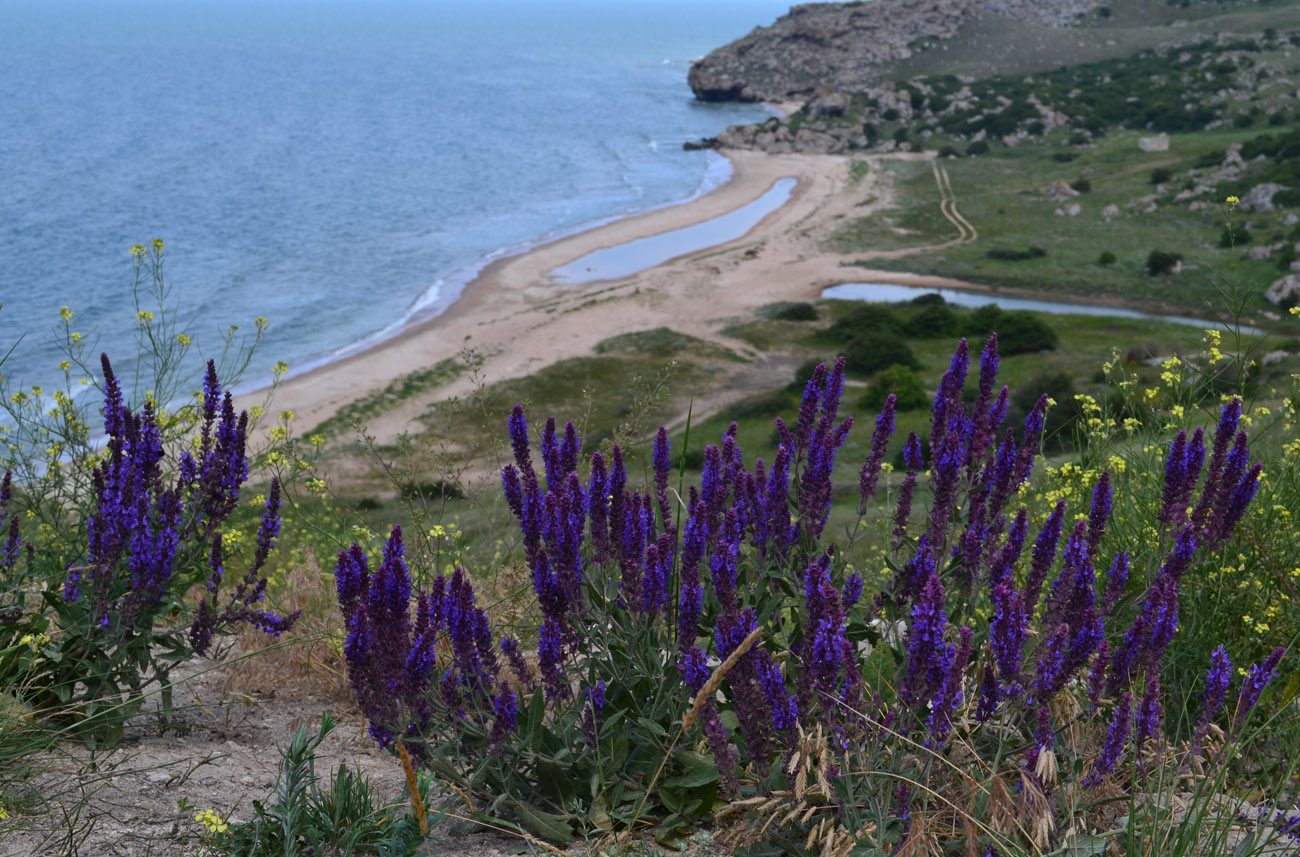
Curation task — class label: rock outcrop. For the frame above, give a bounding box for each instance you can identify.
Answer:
[688,0,1106,103]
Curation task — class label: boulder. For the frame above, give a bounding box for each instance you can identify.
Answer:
[1139,133,1170,152]
[1225,143,1245,166]
[1266,274,1300,306]
[1240,183,1286,213]
[1055,203,1082,217]
[1047,180,1080,201]
[811,89,851,118]
[1246,245,1275,261]
[1263,350,1292,367]
[1101,204,1120,219]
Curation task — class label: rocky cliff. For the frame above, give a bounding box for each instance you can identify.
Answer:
[688,0,1105,103]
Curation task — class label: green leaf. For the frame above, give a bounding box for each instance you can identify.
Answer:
[664,751,719,789]
[510,800,575,845]
[636,716,669,740]
[589,795,613,833]
[653,815,690,850]
[1059,833,1112,857]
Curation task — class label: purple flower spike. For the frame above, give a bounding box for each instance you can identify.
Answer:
[1083,692,1131,788]
[858,394,896,506]
[1234,647,1286,730]
[1101,551,1130,617]
[1192,645,1231,754]
[930,339,970,450]
[507,405,535,484]
[1086,471,1112,557]
[901,573,953,710]
[892,432,923,550]
[990,580,1027,693]
[653,426,673,526]
[1025,500,1067,617]
[927,625,973,744]
[1134,675,1164,752]
[966,333,1001,469]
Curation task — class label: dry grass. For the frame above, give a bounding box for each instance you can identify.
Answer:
[217,556,352,704]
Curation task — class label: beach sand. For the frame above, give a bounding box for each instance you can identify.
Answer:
[256,148,958,443]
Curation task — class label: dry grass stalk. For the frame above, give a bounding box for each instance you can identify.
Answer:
[717,723,868,857]
[682,625,762,731]
[1018,769,1055,849]
[397,739,430,837]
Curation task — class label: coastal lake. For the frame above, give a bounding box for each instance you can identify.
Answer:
[551,178,796,284]
[822,283,1266,335]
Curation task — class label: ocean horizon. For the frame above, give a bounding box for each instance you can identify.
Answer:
[0,0,789,394]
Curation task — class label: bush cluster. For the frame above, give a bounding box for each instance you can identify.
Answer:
[331,337,1288,853]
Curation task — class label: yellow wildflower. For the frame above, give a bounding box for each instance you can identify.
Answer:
[1226,195,1239,206]
[194,809,228,834]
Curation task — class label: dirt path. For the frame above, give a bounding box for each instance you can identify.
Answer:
[933,161,978,243]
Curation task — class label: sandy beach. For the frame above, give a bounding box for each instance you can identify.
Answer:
[257,147,964,443]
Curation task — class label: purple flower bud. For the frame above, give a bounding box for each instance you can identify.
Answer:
[583,680,606,747]
[1086,471,1112,557]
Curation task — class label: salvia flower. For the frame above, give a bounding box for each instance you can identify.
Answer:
[857,393,896,507]
[1192,645,1231,755]
[1234,647,1286,731]
[900,573,953,711]
[1083,692,1131,788]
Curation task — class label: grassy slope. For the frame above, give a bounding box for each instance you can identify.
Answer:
[885,0,1300,82]
[828,126,1300,318]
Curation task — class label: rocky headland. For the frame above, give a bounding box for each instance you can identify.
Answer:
[687,0,1106,103]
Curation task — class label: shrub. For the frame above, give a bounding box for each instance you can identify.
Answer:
[860,365,929,411]
[1146,249,1182,275]
[1150,166,1174,185]
[769,301,818,322]
[936,145,959,158]
[1052,152,1079,163]
[901,303,961,338]
[1070,178,1092,193]
[0,357,299,741]
[332,341,1283,852]
[1098,250,1117,265]
[986,246,1047,261]
[821,304,903,344]
[967,140,990,156]
[843,332,919,376]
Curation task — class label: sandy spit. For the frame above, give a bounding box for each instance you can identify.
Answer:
[250,149,935,443]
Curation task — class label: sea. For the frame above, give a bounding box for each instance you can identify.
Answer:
[0,0,790,394]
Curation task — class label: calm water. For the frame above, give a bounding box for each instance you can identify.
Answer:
[551,177,796,284]
[0,0,788,392]
[822,283,1265,335]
